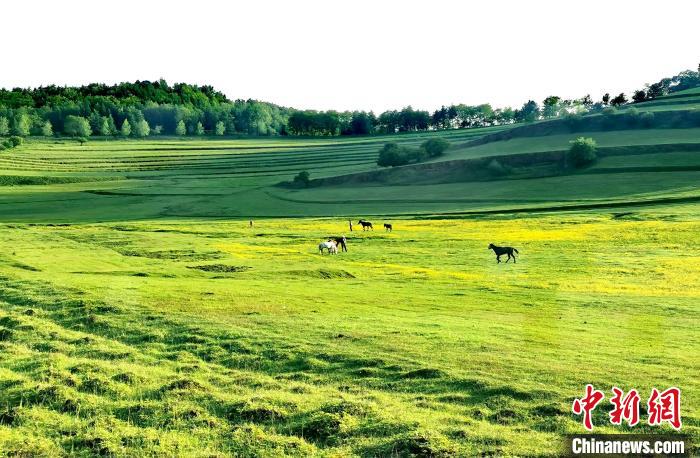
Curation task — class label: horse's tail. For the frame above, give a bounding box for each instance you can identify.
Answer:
[513,248,519,254]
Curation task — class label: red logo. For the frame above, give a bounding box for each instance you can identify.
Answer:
[572,384,605,431]
[609,387,640,427]
[648,387,682,430]
[573,386,681,430]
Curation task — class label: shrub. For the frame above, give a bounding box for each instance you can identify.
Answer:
[640,112,655,128]
[8,136,23,147]
[377,143,425,167]
[420,138,450,158]
[601,107,620,130]
[625,107,641,127]
[377,143,409,167]
[487,159,509,176]
[0,143,6,152]
[567,137,597,168]
[292,171,310,188]
[76,137,88,146]
[564,113,583,132]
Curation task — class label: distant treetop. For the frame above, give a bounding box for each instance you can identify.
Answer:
[0,80,229,109]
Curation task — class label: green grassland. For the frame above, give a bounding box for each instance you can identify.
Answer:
[1,102,699,456]
[1,214,698,456]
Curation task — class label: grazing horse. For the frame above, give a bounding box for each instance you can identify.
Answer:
[384,223,392,232]
[488,243,519,263]
[358,220,373,231]
[319,240,338,255]
[328,236,348,252]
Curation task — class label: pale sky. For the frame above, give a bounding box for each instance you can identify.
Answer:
[1,0,698,113]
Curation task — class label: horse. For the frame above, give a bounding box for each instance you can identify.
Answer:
[384,223,392,232]
[327,236,348,252]
[358,220,373,231]
[488,243,519,263]
[319,240,338,255]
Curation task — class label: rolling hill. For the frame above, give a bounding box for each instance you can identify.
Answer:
[1,87,699,456]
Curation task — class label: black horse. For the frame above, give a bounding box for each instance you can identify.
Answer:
[488,243,519,263]
[384,223,392,232]
[328,236,348,252]
[358,220,373,231]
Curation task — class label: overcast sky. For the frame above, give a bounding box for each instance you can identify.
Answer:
[1,0,698,112]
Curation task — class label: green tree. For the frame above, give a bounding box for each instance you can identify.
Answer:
[63,115,92,137]
[40,120,53,136]
[567,137,597,168]
[542,96,562,118]
[89,112,103,135]
[195,121,205,135]
[610,93,627,107]
[632,90,647,103]
[12,113,31,137]
[106,115,117,136]
[292,170,311,187]
[120,119,132,137]
[99,117,112,136]
[175,120,186,135]
[421,138,450,158]
[516,100,540,123]
[215,121,225,136]
[0,117,9,136]
[133,119,150,137]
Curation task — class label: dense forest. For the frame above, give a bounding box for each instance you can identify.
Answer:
[0,67,698,139]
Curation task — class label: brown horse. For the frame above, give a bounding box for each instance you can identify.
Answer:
[358,220,373,231]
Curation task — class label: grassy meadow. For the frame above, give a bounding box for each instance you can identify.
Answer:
[1,213,698,456]
[1,109,700,455]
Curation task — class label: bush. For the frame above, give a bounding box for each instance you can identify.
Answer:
[625,107,641,127]
[76,137,88,146]
[564,113,583,132]
[377,143,410,167]
[8,136,23,147]
[640,112,655,128]
[601,107,620,130]
[567,137,597,168]
[377,143,426,167]
[292,171,310,188]
[420,138,450,158]
[693,110,700,127]
[487,159,509,176]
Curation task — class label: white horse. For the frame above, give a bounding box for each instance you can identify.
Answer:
[318,240,338,255]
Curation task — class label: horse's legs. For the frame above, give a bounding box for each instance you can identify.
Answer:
[505,254,510,263]
[496,255,501,263]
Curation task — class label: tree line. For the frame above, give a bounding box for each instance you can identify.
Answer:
[1,66,698,139]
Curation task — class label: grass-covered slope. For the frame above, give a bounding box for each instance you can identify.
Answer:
[1,215,698,456]
[1,98,699,455]
[1,123,700,221]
